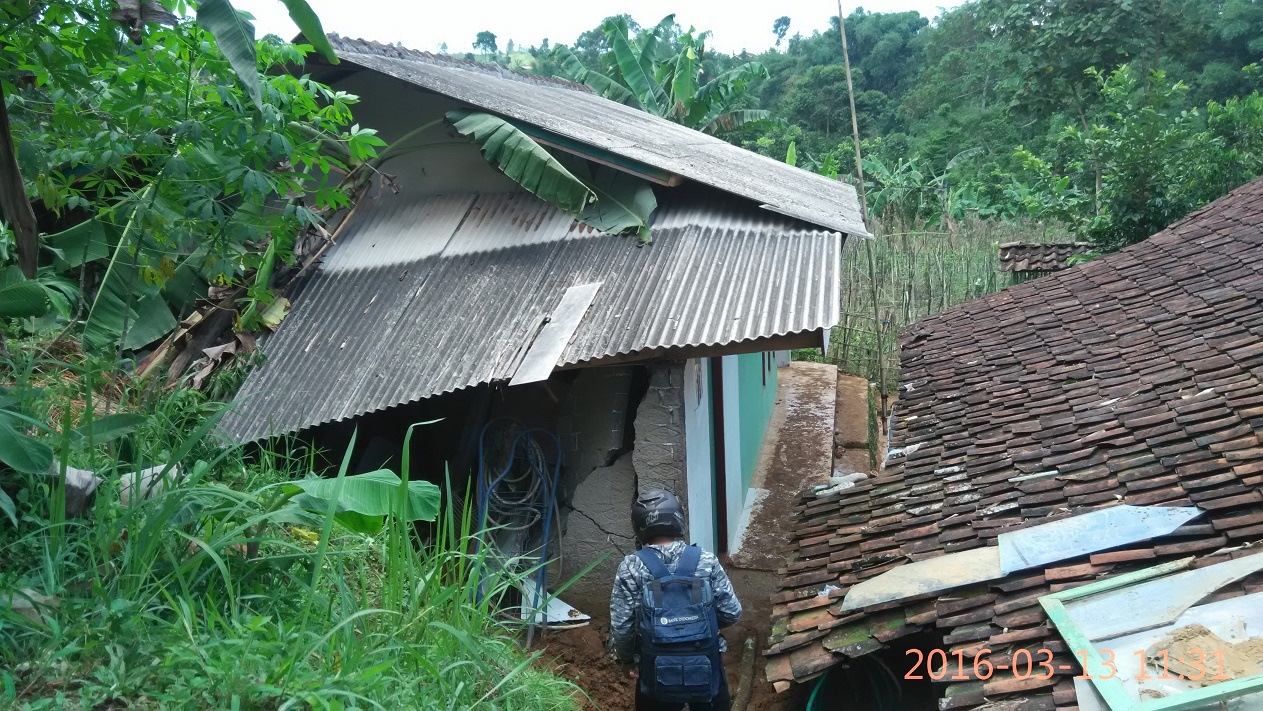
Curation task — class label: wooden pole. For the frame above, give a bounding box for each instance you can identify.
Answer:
[838,1,867,218]
[836,1,888,430]
[0,82,40,278]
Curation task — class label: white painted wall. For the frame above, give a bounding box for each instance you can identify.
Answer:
[683,358,715,552]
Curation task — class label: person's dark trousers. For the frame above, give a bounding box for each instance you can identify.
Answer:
[634,662,731,711]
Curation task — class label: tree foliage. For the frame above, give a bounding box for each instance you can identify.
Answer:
[551,15,780,136]
[0,1,378,352]
[474,30,498,55]
[773,16,791,47]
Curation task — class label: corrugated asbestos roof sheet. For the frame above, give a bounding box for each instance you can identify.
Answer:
[997,241,1097,272]
[320,35,869,238]
[219,189,841,443]
[765,178,1263,703]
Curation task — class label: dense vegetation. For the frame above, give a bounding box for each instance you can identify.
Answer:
[0,345,576,707]
[1,1,1261,706]
[498,1,1263,387]
[0,2,577,707]
[522,1,1263,252]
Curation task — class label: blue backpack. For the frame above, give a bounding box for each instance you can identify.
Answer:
[634,545,723,703]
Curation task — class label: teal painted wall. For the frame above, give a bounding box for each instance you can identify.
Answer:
[703,358,721,547]
[735,352,778,491]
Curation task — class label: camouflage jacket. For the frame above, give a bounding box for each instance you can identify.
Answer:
[609,540,742,664]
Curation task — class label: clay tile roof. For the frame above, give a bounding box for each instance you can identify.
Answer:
[767,178,1263,705]
[997,242,1097,272]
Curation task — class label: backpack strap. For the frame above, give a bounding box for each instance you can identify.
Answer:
[674,545,702,579]
[635,548,671,580]
[636,546,706,607]
[635,548,670,608]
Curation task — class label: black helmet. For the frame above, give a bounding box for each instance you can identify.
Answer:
[631,488,685,544]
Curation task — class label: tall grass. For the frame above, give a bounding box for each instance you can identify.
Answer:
[0,342,578,709]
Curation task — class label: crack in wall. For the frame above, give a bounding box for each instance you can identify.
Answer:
[565,503,632,557]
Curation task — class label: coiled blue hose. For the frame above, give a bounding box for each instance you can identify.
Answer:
[473,417,563,640]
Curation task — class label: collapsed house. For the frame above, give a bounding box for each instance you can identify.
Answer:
[218,37,867,612]
[767,178,1263,709]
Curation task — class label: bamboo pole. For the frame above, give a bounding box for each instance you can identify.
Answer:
[836,0,889,430]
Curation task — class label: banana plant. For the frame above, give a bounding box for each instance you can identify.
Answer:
[193,0,338,111]
[552,15,782,136]
[447,110,658,242]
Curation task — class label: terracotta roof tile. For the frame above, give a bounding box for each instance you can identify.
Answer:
[765,178,1263,706]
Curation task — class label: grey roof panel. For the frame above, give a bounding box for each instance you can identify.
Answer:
[219,189,841,443]
[323,36,869,238]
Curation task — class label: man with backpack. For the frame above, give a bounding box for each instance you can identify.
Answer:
[610,488,743,710]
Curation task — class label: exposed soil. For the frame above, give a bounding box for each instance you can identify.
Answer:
[731,362,839,572]
[538,623,637,710]
[537,594,805,711]
[835,374,879,475]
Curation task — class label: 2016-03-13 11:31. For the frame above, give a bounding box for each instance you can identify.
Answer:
[905,647,1234,682]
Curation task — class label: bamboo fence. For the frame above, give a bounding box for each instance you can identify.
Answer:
[804,215,1073,391]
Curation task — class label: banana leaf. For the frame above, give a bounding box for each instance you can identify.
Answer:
[560,157,657,244]
[552,46,638,106]
[44,218,109,270]
[609,32,665,116]
[0,413,53,475]
[0,488,14,527]
[196,0,261,110]
[278,0,338,64]
[0,266,49,319]
[447,109,594,215]
[669,45,699,122]
[637,15,679,67]
[701,109,781,135]
[282,469,441,534]
[83,245,177,353]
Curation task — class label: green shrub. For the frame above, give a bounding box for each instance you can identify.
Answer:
[0,346,577,710]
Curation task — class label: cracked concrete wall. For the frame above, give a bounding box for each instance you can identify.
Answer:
[558,452,637,612]
[555,366,633,505]
[631,362,688,525]
[557,362,689,616]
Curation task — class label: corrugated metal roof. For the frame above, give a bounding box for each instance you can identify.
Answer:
[219,189,841,443]
[318,35,869,238]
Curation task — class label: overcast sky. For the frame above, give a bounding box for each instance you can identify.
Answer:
[234,0,963,56]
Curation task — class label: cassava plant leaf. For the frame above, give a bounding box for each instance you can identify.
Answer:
[196,0,262,110]
[446,109,594,215]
